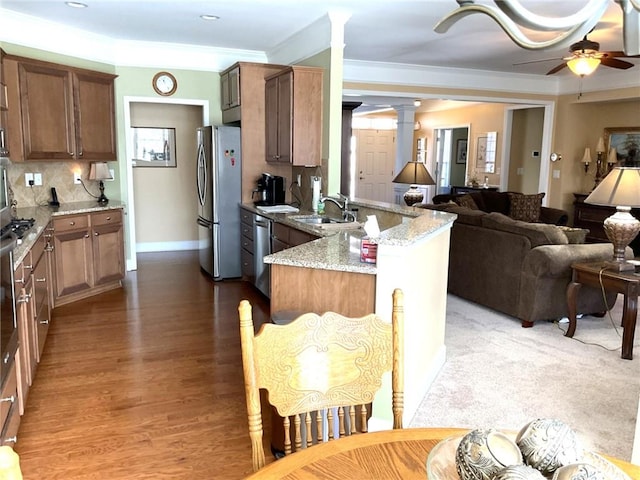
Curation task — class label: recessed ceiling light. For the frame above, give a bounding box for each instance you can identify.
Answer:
[200,14,220,21]
[66,2,88,8]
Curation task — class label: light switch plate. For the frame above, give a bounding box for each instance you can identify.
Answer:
[33,173,42,186]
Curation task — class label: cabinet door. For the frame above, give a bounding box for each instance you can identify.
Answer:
[275,71,292,164]
[92,221,124,286]
[54,228,93,297]
[32,257,50,361]
[18,62,75,160]
[265,76,280,163]
[221,65,240,110]
[73,71,117,160]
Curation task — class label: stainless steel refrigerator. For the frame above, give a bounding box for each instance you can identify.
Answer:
[196,125,242,279]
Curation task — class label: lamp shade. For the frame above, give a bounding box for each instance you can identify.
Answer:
[585,167,640,207]
[392,161,435,185]
[567,56,600,76]
[89,162,113,181]
[596,137,605,153]
[580,148,592,164]
[608,147,618,164]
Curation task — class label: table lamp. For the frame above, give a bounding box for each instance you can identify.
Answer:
[392,161,435,206]
[89,162,113,204]
[585,167,640,271]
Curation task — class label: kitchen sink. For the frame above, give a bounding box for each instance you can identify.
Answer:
[289,215,361,229]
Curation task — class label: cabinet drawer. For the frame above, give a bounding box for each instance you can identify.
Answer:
[1,401,20,446]
[289,229,317,247]
[241,223,253,241]
[53,214,89,232]
[240,209,253,225]
[36,305,50,361]
[241,248,254,277]
[92,210,122,227]
[30,231,46,264]
[241,235,254,253]
[0,361,17,430]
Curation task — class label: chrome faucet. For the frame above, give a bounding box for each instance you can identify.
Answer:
[320,193,357,222]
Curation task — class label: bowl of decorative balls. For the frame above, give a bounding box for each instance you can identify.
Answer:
[426,418,631,480]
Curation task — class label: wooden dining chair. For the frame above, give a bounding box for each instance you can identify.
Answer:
[238,288,404,472]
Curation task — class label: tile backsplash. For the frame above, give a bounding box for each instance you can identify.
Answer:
[7,161,98,208]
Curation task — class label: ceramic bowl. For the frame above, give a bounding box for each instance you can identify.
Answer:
[493,464,547,479]
[455,429,523,480]
[516,418,584,476]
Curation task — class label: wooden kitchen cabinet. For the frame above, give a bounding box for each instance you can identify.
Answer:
[220,64,241,122]
[52,209,124,307]
[240,208,255,282]
[0,360,19,445]
[0,49,9,156]
[265,66,323,166]
[271,222,318,253]
[4,55,117,162]
[14,254,37,415]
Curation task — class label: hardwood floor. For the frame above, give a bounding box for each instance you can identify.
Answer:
[15,251,275,479]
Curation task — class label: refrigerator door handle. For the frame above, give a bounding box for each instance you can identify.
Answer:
[196,142,207,207]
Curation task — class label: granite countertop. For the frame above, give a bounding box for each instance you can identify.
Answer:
[242,199,456,275]
[12,201,126,268]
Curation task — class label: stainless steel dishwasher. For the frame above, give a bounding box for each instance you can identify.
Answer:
[253,213,272,298]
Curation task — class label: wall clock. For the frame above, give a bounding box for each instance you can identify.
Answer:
[152,71,177,96]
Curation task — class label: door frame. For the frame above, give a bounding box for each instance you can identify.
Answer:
[431,124,470,196]
[122,96,209,271]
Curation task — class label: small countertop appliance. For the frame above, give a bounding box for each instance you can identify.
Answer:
[253,173,285,206]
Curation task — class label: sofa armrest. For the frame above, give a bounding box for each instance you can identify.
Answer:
[523,243,633,277]
[540,206,569,226]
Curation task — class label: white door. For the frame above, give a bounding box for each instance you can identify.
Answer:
[354,129,395,202]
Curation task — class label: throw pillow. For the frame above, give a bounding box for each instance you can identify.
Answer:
[558,226,589,244]
[455,194,479,210]
[508,193,545,222]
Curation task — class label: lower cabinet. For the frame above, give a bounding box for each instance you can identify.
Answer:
[271,222,318,253]
[240,208,255,282]
[0,360,19,446]
[14,253,37,417]
[53,209,124,306]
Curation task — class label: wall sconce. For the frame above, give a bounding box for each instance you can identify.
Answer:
[580,147,592,173]
[608,147,618,167]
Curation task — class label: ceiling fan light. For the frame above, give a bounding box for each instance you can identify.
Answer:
[567,56,601,76]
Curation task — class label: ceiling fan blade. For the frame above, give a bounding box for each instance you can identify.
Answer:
[601,51,640,58]
[546,63,568,75]
[600,57,635,69]
[513,57,561,66]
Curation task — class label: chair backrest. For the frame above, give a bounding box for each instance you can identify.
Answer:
[239,288,404,472]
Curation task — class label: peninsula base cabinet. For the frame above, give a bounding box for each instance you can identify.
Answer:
[53,210,124,307]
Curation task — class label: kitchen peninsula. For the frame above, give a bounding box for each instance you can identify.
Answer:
[262,199,456,429]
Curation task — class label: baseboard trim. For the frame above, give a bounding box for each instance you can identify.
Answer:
[136,241,198,253]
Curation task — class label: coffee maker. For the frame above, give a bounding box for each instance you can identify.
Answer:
[252,173,285,206]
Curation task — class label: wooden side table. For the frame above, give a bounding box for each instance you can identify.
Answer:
[566,262,639,360]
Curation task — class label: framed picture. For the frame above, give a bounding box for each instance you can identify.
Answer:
[132,127,177,167]
[455,139,467,164]
[604,127,640,166]
[475,132,497,173]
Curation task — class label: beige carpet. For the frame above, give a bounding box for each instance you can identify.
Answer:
[410,293,640,461]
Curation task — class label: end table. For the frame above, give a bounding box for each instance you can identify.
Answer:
[566,262,639,360]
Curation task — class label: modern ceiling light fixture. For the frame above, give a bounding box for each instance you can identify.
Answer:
[435,0,640,56]
[65,1,88,8]
[200,14,220,21]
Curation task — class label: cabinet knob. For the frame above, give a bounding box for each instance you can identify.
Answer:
[84,234,90,238]
[70,221,75,226]
[4,436,17,444]
[0,395,15,404]
[106,216,111,221]
[3,353,10,364]
[36,277,46,283]
[40,319,50,325]
[94,232,99,236]
[23,264,33,270]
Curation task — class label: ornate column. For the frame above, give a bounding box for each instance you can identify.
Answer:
[393,105,417,204]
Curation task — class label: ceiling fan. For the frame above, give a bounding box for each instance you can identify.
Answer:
[515,32,640,76]
[547,34,640,76]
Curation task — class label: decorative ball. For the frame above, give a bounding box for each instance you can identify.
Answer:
[516,418,584,476]
[493,464,547,479]
[455,429,523,480]
[551,463,606,480]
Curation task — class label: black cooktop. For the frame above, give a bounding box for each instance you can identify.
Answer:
[0,217,36,240]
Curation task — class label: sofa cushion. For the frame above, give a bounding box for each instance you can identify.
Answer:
[480,190,510,214]
[557,226,589,244]
[431,204,486,226]
[455,194,479,210]
[508,192,545,222]
[482,212,568,247]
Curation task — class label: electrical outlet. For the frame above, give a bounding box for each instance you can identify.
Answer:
[25,173,34,186]
[34,173,42,186]
[73,172,82,184]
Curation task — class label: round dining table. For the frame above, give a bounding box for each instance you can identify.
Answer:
[244,427,640,479]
